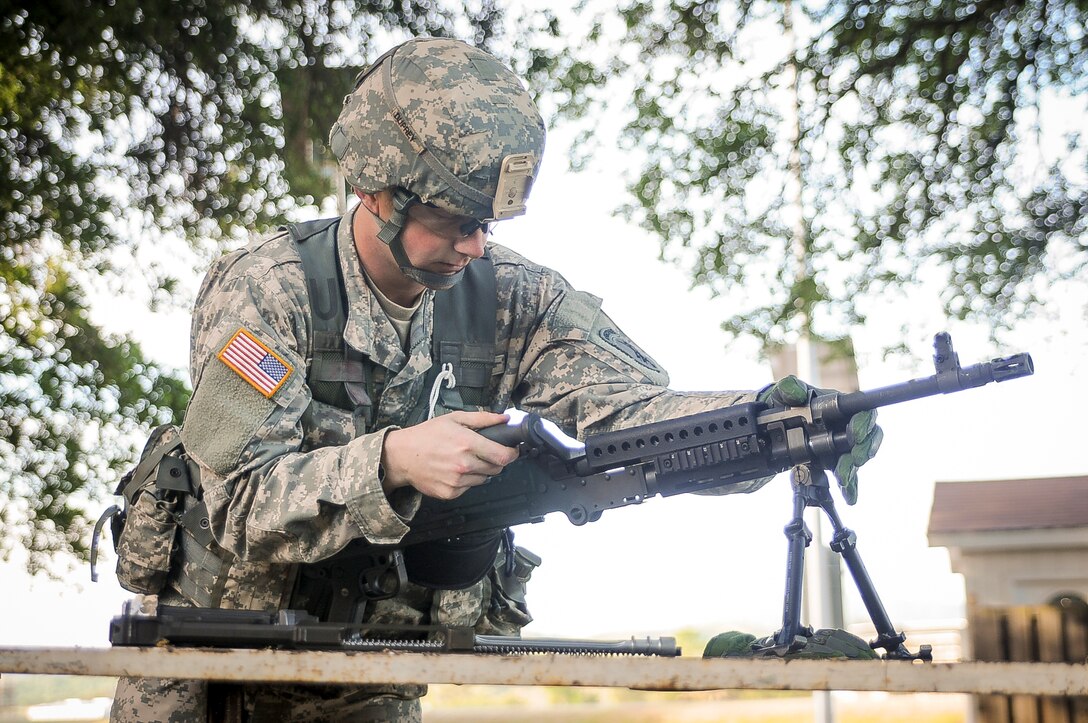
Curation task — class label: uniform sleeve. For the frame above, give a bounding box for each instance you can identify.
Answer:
[513,278,754,434]
[510,270,772,497]
[180,252,414,565]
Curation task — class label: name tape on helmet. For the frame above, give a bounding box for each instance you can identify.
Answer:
[492,153,535,220]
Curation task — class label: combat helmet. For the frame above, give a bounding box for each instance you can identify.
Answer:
[329,37,546,289]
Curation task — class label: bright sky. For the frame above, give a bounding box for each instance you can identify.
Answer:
[2,123,1085,650]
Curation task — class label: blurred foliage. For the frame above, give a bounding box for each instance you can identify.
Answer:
[545,0,1087,349]
[0,0,558,571]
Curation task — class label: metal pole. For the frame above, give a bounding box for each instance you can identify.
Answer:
[781,1,842,719]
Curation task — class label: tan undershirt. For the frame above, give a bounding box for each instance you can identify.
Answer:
[366,276,422,350]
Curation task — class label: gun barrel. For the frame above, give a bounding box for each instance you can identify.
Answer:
[990,352,1034,382]
[833,352,1033,420]
[472,634,681,657]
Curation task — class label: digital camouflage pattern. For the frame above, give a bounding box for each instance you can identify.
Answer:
[112,204,763,720]
[111,675,424,722]
[329,38,546,221]
[113,425,186,594]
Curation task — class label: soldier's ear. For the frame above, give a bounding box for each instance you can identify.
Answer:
[357,188,394,218]
[356,188,379,214]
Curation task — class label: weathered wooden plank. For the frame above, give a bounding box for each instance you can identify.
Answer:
[1,647,1086,696]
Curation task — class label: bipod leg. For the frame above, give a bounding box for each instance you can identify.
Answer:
[814,473,933,662]
[762,467,818,655]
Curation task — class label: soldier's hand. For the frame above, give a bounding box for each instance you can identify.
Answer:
[760,375,882,505]
[380,411,520,500]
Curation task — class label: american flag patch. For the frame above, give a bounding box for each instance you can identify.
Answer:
[217,328,293,398]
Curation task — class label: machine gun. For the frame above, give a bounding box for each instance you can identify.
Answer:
[113,333,1031,659]
[396,332,1032,660]
[405,332,1030,534]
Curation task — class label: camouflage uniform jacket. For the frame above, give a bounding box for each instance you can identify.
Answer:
[170,206,760,613]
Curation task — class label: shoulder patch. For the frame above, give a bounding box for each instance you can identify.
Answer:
[217,328,294,398]
[596,325,664,376]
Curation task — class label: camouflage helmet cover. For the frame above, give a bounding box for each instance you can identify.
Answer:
[330,38,546,221]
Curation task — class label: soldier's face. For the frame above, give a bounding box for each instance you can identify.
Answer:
[355,189,490,296]
[398,201,488,276]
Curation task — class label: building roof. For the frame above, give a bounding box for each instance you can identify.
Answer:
[928,475,1088,534]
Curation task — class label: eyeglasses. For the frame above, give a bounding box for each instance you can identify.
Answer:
[408,202,491,240]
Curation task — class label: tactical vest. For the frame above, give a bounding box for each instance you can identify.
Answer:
[292,217,497,426]
[288,218,509,620]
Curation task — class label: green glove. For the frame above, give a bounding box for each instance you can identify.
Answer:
[703,629,878,660]
[759,375,883,505]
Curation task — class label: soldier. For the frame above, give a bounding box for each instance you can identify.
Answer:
[111,37,880,721]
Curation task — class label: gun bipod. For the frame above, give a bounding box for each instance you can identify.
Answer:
[772,464,933,662]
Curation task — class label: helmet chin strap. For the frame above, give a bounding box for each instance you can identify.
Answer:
[372,188,465,291]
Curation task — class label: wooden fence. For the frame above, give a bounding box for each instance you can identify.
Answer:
[971,604,1088,723]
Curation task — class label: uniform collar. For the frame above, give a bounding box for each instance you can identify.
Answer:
[337,205,434,374]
